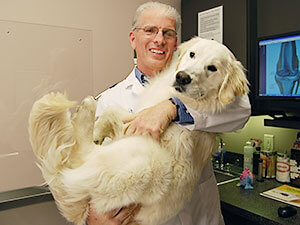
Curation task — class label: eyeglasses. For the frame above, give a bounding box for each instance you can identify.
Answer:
[134,26,177,40]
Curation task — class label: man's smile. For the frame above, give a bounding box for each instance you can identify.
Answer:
[150,48,165,55]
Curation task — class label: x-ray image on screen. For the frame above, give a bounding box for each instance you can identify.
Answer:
[259,35,300,97]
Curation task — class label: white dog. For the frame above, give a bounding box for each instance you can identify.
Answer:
[29,37,249,225]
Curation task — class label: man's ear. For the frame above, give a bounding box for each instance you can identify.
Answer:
[174,37,178,51]
[129,31,136,50]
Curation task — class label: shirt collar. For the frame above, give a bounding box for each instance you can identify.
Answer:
[134,67,149,86]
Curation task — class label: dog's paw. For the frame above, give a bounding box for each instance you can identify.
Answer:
[76,96,96,115]
[81,96,97,112]
[73,96,97,126]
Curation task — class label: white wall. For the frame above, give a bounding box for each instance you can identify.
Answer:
[0,0,181,96]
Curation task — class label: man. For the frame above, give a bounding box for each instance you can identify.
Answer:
[87,2,251,225]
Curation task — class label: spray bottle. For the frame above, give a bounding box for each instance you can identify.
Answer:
[244,141,254,172]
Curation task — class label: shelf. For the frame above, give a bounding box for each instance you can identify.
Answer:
[264,117,300,129]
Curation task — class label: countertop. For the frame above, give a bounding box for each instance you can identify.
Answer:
[218,175,300,225]
[0,186,52,211]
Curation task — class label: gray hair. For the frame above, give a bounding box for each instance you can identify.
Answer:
[132,1,181,32]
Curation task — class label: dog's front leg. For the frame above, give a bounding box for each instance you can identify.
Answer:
[93,107,130,145]
[71,96,97,160]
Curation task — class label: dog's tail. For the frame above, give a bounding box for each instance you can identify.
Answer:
[28,92,76,183]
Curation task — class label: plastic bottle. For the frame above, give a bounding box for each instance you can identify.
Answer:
[256,159,263,182]
[244,141,254,172]
[216,140,226,169]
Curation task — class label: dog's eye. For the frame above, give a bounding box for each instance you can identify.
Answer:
[207,65,217,72]
[189,52,195,58]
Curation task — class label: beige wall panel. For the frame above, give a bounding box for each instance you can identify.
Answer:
[0,20,92,191]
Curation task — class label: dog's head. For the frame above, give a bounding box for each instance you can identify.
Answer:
[173,37,249,105]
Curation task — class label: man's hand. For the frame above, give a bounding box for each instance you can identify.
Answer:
[123,99,177,141]
[86,203,141,225]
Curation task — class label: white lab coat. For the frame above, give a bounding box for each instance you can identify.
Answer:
[95,68,251,225]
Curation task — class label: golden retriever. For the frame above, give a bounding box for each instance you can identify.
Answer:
[29,37,249,225]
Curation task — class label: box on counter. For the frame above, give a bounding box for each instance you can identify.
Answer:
[290,148,300,187]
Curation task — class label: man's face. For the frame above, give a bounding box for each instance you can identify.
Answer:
[129,9,178,77]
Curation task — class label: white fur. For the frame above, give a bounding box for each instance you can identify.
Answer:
[28,37,249,225]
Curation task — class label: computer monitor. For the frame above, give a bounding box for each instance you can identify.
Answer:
[258,33,300,97]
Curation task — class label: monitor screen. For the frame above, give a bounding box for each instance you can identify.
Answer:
[258,33,300,97]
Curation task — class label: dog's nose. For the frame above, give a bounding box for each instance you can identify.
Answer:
[176,71,192,86]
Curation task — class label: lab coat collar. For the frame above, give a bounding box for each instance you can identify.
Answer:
[124,67,145,95]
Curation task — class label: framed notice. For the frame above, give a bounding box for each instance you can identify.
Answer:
[198,6,223,43]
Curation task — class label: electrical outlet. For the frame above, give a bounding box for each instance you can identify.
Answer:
[264,134,274,151]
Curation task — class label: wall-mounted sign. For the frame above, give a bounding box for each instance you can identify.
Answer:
[198,6,223,43]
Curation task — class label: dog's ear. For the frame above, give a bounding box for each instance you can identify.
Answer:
[218,60,249,105]
[175,37,201,70]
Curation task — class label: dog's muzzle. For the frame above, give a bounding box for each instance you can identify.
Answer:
[173,71,192,92]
